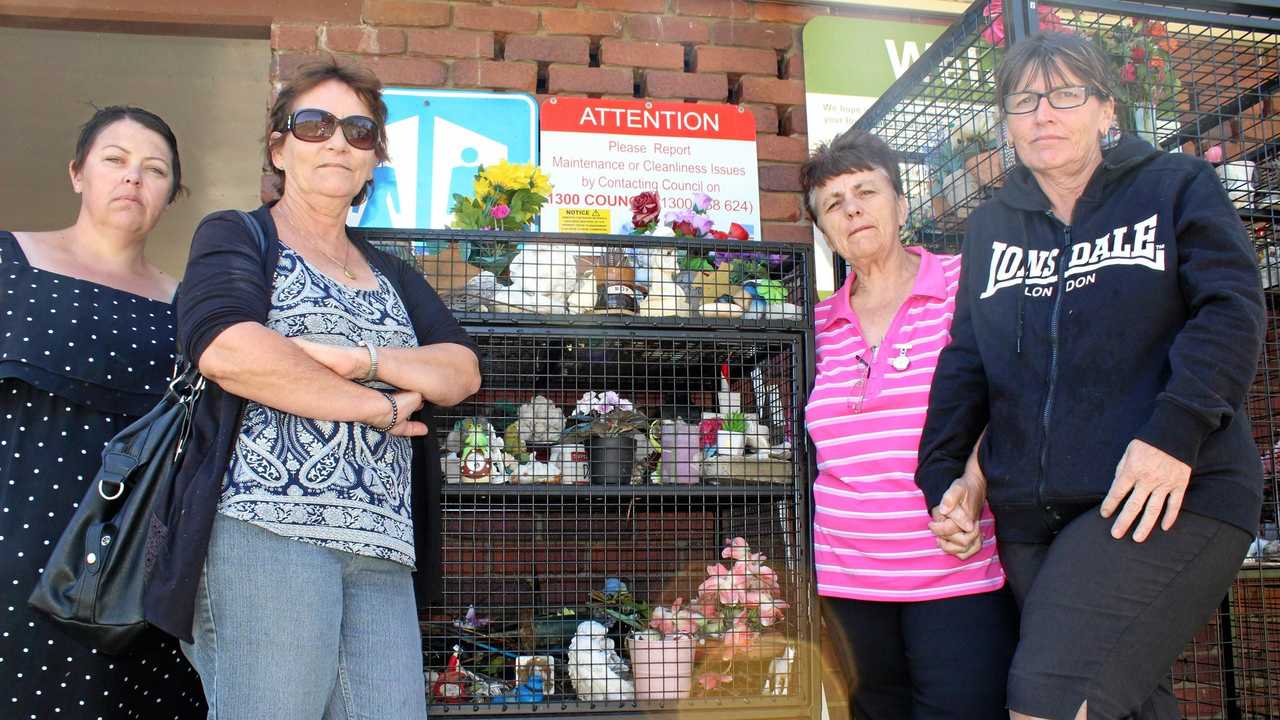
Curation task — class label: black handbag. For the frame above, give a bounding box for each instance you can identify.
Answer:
[27,361,205,653]
[26,210,265,653]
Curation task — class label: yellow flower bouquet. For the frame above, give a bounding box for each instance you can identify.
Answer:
[449,160,552,277]
[450,160,552,232]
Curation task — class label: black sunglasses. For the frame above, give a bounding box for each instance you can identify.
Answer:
[283,108,378,151]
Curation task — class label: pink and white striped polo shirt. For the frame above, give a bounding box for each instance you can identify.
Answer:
[805,247,1004,602]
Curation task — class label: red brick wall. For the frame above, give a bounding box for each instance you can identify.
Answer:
[260,0,950,243]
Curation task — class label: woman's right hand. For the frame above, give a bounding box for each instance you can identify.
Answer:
[928,445,987,560]
[369,390,429,437]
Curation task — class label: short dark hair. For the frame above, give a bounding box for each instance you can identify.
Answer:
[799,128,903,223]
[995,32,1118,116]
[72,106,186,204]
[266,58,389,206]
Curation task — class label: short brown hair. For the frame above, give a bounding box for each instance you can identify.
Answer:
[799,128,903,223]
[995,32,1118,117]
[266,58,389,205]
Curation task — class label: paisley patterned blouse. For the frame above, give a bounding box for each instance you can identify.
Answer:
[219,244,419,567]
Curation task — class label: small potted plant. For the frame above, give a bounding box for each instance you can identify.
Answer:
[562,392,649,485]
[716,412,748,456]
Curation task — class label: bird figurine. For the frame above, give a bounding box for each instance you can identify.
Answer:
[567,621,634,701]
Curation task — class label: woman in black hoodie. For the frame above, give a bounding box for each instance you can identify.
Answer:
[916,32,1264,720]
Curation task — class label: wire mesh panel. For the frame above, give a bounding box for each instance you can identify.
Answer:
[350,222,818,718]
[356,229,811,333]
[854,1,1280,716]
[420,328,813,715]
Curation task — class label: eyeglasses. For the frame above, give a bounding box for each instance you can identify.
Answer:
[848,355,872,414]
[283,108,378,151]
[1003,85,1099,115]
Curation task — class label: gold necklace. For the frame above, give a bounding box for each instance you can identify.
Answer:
[280,207,356,280]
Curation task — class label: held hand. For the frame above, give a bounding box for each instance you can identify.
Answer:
[929,446,987,559]
[290,337,366,380]
[928,469,986,560]
[371,391,429,437]
[1100,438,1191,542]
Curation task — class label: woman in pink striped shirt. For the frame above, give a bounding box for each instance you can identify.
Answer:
[802,129,1016,719]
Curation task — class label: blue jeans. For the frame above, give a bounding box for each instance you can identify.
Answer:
[181,514,427,720]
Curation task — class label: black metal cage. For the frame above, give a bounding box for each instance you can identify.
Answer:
[853,0,1280,715]
[353,229,819,718]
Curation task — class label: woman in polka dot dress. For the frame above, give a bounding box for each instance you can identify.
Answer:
[0,107,205,717]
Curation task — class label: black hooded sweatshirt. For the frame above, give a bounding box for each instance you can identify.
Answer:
[916,136,1265,541]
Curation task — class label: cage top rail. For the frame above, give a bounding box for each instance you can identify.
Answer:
[854,0,1280,137]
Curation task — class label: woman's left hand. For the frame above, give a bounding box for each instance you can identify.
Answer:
[1100,438,1192,542]
[290,337,366,380]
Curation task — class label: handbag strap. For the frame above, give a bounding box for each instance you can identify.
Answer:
[234,208,270,258]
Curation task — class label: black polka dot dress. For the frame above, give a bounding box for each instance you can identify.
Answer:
[0,232,206,718]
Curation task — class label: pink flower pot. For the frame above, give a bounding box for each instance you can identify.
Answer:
[627,634,695,700]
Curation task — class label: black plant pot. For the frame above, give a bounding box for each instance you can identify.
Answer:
[587,435,636,485]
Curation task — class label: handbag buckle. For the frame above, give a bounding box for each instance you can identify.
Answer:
[98,479,125,501]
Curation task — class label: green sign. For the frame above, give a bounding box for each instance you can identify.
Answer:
[803,16,948,96]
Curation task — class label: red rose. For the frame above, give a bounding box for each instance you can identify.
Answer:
[1131,45,1146,62]
[630,191,661,230]
[672,220,698,237]
[1122,63,1137,82]
[727,223,749,241]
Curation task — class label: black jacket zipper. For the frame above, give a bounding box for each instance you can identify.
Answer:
[1038,214,1069,511]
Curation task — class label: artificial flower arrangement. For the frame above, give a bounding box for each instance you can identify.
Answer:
[449,160,553,276]
[594,537,790,696]
[1093,18,1181,112]
[622,192,789,316]
[561,391,650,439]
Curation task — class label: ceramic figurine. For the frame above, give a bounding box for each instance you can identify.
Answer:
[762,645,796,696]
[568,270,597,314]
[636,248,690,318]
[459,419,493,483]
[431,646,471,704]
[505,244,582,309]
[491,673,545,704]
[567,620,635,701]
[516,395,567,444]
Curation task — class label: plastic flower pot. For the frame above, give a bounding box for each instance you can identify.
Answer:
[716,430,746,456]
[627,634,695,700]
[587,435,636,485]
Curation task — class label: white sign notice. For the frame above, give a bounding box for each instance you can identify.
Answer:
[539,97,760,237]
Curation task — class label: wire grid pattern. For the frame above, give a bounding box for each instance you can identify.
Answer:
[854,1,1280,716]
[352,230,816,716]
[359,229,812,332]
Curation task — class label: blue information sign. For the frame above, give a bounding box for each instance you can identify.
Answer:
[347,88,539,229]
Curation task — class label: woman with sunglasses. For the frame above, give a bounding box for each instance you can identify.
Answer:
[144,60,481,719]
[800,128,1016,719]
[1,106,206,716]
[917,32,1263,719]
